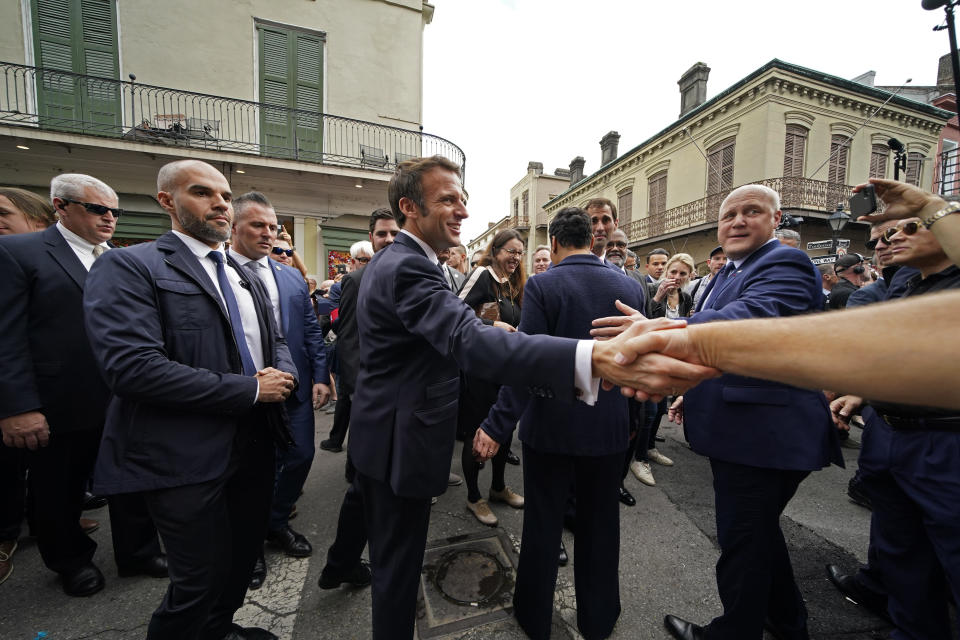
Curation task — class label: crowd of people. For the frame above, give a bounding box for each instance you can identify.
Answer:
[0,156,957,640]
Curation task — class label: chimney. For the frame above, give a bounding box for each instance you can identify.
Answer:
[554,168,570,178]
[678,62,711,117]
[527,161,543,175]
[569,156,585,185]
[600,131,620,166]
[938,53,955,96]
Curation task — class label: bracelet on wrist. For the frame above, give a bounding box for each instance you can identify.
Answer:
[922,201,960,229]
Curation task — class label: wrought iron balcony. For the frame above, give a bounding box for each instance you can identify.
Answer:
[621,176,855,243]
[0,62,464,174]
[935,146,960,197]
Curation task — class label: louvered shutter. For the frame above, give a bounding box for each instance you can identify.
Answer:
[828,135,849,185]
[706,138,735,194]
[783,125,806,178]
[259,26,294,155]
[647,172,667,216]
[618,188,633,226]
[906,153,923,186]
[79,0,120,131]
[293,32,323,159]
[869,144,888,179]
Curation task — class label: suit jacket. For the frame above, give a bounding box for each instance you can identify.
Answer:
[268,260,329,403]
[684,240,842,471]
[348,232,579,499]
[84,231,297,494]
[481,254,648,456]
[443,264,466,292]
[0,225,111,432]
[334,266,365,394]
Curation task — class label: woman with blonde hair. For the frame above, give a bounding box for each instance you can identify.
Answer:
[0,187,57,235]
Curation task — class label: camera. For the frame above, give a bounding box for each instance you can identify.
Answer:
[848,185,877,217]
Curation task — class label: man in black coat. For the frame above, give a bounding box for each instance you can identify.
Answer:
[827,254,866,309]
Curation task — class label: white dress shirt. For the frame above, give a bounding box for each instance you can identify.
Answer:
[229,249,282,334]
[400,230,601,405]
[57,221,110,271]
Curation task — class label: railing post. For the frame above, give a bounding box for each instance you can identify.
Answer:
[127,73,136,131]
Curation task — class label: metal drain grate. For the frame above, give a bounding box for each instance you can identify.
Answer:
[416,530,519,638]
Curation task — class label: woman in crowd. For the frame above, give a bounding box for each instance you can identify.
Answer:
[456,229,526,526]
[0,187,57,235]
[631,252,696,487]
[273,228,309,279]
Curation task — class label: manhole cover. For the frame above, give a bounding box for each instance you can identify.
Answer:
[434,549,507,606]
[416,530,519,638]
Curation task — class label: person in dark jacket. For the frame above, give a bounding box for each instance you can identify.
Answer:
[456,228,526,526]
[827,253,866,309]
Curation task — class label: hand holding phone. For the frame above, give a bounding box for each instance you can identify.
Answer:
[848,185,877,216]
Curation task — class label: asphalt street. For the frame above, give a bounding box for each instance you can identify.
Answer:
[0,408,899,640]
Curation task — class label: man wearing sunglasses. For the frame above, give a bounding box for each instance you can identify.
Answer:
[826,253,866,310]
[846,221,919,308]
[0,173,139,597]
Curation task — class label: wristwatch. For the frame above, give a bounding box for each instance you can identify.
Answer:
[923,201,960,229]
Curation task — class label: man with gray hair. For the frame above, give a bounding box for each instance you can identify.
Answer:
[0,173,149,596]
[774,228,801,248]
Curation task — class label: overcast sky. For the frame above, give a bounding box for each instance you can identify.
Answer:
[422,0,951,243]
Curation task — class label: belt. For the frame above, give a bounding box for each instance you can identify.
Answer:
[882,414,960,432]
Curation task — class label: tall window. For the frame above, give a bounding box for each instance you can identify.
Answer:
[258,22,325,159]
[828,135,850,184]
[513,198,519,219]
[31,0,120,132]
[521,190,529,222]
[647,172,667,216]
[869,144,889,180]
[940,140,959,196]
[906,152,924,187]
[783,125,807,178]
[706,138,735,194]
[618,187,633,226]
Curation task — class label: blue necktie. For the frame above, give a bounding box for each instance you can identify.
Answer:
[208,251,258,376]
[704,263,736,310]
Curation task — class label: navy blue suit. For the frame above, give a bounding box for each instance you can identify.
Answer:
[483,253,647,640]
[256,259,329,530]
[684,239,841,639]
[348,232,581,639]
[84,232,297,639]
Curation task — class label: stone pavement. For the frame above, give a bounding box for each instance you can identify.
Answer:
[0,409,898,640]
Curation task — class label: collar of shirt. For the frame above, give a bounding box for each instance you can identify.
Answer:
[57,220,108,256]
[227,248,272,271]
[172,229,224,261]
[729,237,778,270]
[485,265,512,284]
[400,229,439,266]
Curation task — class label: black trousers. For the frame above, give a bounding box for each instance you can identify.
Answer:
[107,492,163,568]
[706,458,809,640]
[27,429,101,574]
[514,445,623,640]
[327,390,352,447]
[144,430,275,640]
[357,471,432,640]
[322,479,367,578]
[0,442,27,540]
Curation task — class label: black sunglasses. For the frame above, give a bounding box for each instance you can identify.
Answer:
[61,198,123,217]
[271,247,294,257]
[881,221,922,244]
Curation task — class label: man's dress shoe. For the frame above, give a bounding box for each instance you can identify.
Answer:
[318,560,372,589]
[82,491,107,510]
[249,553,267,590]
[61,562,105,597]
[266,525,312,558]
[505,449,521,466]
[618,485,636,507]
[664,614,706,640]
[319,439,343,453]
[118,554,168,578]
[558,541,569,567]
[221,623,278,640]
[826,564,891,623]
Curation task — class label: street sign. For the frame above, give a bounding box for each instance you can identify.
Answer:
[811,254,838,265]
[806,240,832,250]
[837,239,851,248]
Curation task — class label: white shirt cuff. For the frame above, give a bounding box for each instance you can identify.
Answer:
[574,340,601,406]
[253,379,260,405]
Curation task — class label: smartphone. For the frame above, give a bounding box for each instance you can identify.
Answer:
[848,185,877,216]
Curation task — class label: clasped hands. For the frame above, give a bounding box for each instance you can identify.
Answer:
[256,367,296,403]
[589,301,719,401]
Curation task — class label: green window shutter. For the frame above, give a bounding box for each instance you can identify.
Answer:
[258,22,324,160]
[32,0,119,133]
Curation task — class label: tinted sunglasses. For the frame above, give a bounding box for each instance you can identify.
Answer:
[61,198,123,217]
[865,221,922,250]
[271,247,294,257]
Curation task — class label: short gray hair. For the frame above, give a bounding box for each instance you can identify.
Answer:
[534,244,550,254]
[234,191,274,221]
[50,173,116,203]
[775,228,800,242]
[350,240,373,258]
[720,184,781,214]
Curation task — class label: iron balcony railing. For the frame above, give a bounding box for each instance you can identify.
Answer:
[621,176,855,243]
[0,62,465,175]
[935,146,960,197]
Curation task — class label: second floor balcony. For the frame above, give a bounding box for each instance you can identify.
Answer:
[0,62,465,175]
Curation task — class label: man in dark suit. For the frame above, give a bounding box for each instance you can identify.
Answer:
[227,192,330,587]
[0,173,163,596]
[84,160,297,640]
[645,248,669,284]
[438,247,466,291]
[827,254,866,309]
[476,207,652,640]
[316,207,398,591]
[585,197,619,265]
[664,184,842,640]
[346,156,712,639]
